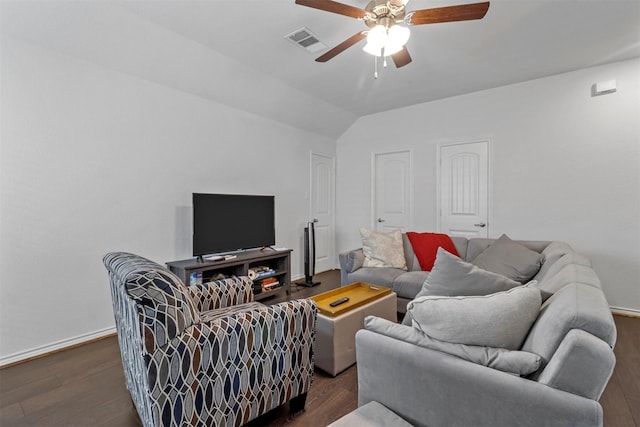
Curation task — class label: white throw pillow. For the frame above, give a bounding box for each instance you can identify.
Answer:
[360,227,407,270]
[407,285,542,350]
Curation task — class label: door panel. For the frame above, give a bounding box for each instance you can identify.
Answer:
[439,142,489,238]
[311,154,335,272]
[374,151,411,232]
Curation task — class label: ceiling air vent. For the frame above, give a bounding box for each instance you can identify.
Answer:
[285,27,327,54]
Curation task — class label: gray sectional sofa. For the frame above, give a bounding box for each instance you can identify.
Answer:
[342,235,550,312]
[341,235,616,426]
[340,234,484,312]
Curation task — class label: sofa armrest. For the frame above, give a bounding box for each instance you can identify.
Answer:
[537,329,615,400]
[338,249,365,285]
[338,248,364,273]
[356,329,603,427]
[338,248,365,273]
[187,276,254,312]
[147,299,317,426]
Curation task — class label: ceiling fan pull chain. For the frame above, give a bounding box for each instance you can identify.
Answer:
[374,56,378,79]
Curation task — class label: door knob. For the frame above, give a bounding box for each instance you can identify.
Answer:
[313,218,319,223]
[377,218,386,223]
[474,222,486,228]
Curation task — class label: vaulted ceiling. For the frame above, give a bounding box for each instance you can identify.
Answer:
[2,0,639,139]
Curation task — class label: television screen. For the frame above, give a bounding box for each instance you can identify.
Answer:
[193,193,275,256]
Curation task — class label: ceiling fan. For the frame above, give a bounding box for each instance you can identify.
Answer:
[295,0,490,68]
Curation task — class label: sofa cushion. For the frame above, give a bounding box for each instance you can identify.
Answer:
[533,242,575,281]
[392,271,430,300]
[406,232,460,271]
[365,316,542,376]
[534,252,593,286]
[451,236,469,261]
[471,234,544,283]
[402,234,421,272]
[537,263,602,295]
[417,248,522,298]
[360,228,408,270]
[350,267,406,288]
[408,285,542,350]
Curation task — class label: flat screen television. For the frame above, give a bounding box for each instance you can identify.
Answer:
[192,193,275,257]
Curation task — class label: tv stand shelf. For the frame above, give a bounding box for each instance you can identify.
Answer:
[166,249,292,302]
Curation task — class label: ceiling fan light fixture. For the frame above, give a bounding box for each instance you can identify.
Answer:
[366,24,388,49]
[383,43,403,56]
[363,42,382,56]
[364,23,409,57]
[388,24,410,46]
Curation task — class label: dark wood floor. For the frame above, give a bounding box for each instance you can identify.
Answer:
[1,269,638,426]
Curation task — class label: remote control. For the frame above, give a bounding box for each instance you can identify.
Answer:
[329,297,350,307]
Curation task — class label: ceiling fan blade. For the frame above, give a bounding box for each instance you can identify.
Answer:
[392,46,412,68]
[316,32,367,62]
[295,0,368,19]
[408,2,489,25]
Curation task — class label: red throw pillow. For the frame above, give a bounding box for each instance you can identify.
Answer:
[406,232,460,271]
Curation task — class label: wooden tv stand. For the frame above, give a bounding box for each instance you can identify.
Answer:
[166,248,292,302]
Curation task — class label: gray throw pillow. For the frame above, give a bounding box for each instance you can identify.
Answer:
[407,285,542,350]
[360,228,407,270]
[471,234,543,283]
[364,316,542,376]
[417,247,521,298]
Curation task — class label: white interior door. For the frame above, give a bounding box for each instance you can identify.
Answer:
[310,153,335,273]
[373,151,411,232]
[439,141,489,238]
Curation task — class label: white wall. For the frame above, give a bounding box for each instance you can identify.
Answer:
[336,58,640,313]
[2,35,638,367]
[0,38,335,364]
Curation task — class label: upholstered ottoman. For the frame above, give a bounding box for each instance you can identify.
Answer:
[328,401,413,427]
[311,283,397,376]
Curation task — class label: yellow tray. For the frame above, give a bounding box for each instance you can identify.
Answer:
[310,282,392,317]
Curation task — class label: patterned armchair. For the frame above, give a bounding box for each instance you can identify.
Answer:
[103,252,317,427]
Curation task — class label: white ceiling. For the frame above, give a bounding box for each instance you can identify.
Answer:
[2,0,639,139]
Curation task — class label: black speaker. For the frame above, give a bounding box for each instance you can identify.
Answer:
[299,221,321,287]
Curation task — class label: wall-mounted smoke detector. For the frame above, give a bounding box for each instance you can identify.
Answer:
[285,27,328,53]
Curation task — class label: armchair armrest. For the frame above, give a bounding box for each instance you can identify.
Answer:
[187,276,253,312]
[146,299,317,426]
[356,329,603,427]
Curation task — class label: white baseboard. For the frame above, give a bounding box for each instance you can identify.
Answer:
[610,306,640,318]
[0,326,116,368]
